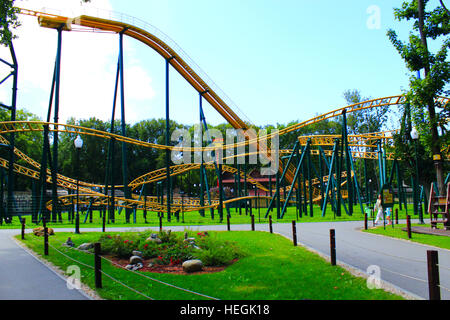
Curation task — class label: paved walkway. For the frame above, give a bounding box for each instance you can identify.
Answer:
[1,219,449,300]
[0,229,90,300]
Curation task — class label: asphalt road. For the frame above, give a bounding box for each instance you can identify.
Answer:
[1,219,449,300]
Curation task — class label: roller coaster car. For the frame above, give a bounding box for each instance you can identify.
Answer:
[38,15,73,31]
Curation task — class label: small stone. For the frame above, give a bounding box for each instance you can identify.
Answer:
[129,255,143,265]
[182,259,203,273]
[77,243,94,251]
[147,262,154,268]
[125,264,134,270]
[63,237,74,247]
[146,237,162,244]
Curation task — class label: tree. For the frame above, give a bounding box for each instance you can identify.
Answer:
[0,0,20,47]
[342,89,390,135]
[387,0,449,193]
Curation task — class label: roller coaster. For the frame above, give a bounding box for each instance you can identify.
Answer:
[0,7,448,225]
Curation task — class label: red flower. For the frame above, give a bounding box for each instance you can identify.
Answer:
[124,240,128,243]
[144,244,149,248]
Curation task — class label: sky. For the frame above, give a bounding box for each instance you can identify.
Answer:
[0,0,446,128]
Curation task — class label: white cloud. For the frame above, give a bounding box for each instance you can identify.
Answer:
[0,0,157,124]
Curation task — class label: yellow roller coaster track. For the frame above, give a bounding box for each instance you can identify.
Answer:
[8,8,449,214]
[47,193,296,213]
[17,8,450,187]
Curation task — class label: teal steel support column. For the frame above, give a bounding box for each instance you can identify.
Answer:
[377,141,384,191]
[218,163,224,221]
[164,56,174,222]
[6,42,17,223]
[281,140,310,218]
[199,92,215,218]
[342,109,353,214]
[264,141,299,218]
[307,147,313,217]
[321,142,338,216]
[237,164,242,215]
[118,30,132,223]
[335,140,342,217]
[0,168,4,224]
[51,26,63,223]
[244,162,248,215]
[276,170,281,219]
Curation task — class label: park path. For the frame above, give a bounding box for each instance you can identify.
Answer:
[0,229,90,300]
[1,219,449,300]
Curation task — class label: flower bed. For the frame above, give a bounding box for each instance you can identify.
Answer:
[97,230,243,273]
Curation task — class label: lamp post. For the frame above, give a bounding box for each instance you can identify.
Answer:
[74,135,83,234]
[410,127,424,224]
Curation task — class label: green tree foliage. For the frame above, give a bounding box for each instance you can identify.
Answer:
[0,0,20,47]
[387,0,449,192]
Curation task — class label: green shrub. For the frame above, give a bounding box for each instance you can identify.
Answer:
[138,240,160,259]
[98,234,139,258]
[193,234,243,266]
[158,229,177,244]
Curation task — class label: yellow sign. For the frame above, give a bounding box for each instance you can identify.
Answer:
[382,188,394,206]
[433,154,442,161]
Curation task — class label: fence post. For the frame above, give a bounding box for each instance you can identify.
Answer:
[395,208,399,225]
[330,229,336,266]
[406,215,412,239]
[364,213,368,230]
[251,215,255,231]
[227,215,230,231]
[21,218,25,240]
[427,250,440,300]
[44,227,48,256]
[94,242,102,289]
[159,214,163,232]
[292,221,297,246]
[269,215,273,234]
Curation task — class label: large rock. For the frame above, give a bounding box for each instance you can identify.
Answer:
[129,255,144,265]
[132,250,143,257]
[77,243,94,251]
[33,227,54,236]
[182,260,203,273]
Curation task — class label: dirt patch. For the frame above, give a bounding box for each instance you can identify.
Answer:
[104,255,237,275]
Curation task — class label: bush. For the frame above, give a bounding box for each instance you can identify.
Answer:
[158,229,177,244]
[97,231,243,267]
[193,234,243,266]
[98,234,139,258]
[138,241,160,259]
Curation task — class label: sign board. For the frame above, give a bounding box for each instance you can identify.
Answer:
[381,184,394,208]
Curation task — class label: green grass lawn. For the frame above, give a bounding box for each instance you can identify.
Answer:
[363,224,450,250]
[2,203,418,230]
[17,230,403,300]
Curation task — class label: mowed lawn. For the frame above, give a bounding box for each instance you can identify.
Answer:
[363,224,450,250]
[2,203,415,230]
[17,230,403,300]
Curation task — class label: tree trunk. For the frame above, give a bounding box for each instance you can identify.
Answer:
[417,0,445,194]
